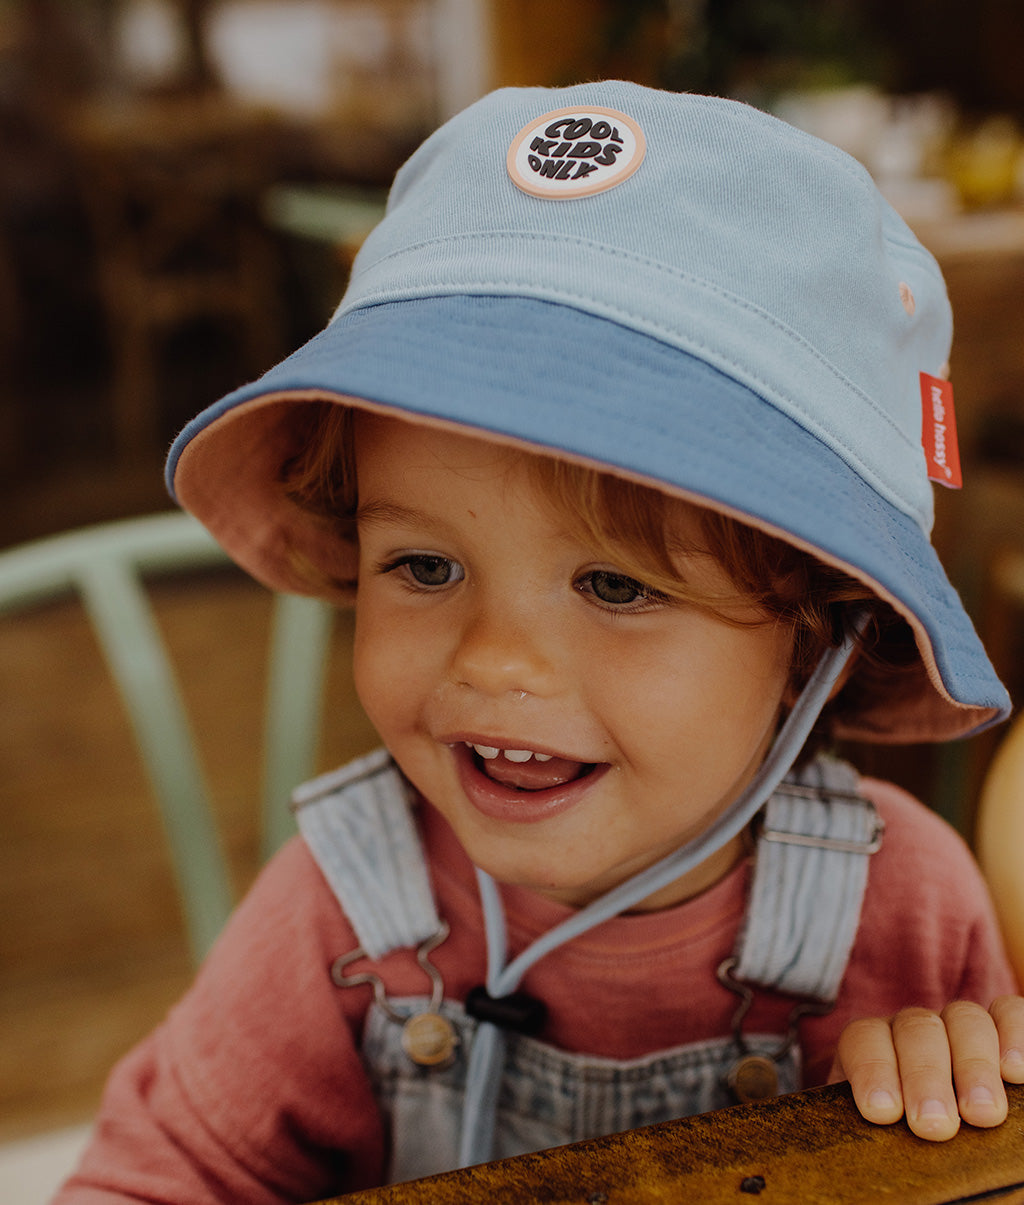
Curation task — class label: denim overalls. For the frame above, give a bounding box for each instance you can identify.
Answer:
[294,748,882,1183]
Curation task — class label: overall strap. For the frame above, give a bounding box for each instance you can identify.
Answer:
[732,756,883,1001]
[292,747,881,1003]
[291,747,441,961]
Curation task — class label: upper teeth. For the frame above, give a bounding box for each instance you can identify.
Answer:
[468,743,552,763]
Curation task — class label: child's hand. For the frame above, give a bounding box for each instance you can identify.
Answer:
[830,996,1024,1140]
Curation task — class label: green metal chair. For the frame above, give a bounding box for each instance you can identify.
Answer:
[0,510,333,963]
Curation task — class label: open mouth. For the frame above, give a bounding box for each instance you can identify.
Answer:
[466,742,597,792]
[448,741,609,823]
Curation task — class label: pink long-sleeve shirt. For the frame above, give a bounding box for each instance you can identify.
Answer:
[56,777,1017,1203]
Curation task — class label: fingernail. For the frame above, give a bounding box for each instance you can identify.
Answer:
[867,1089,897,1114]
[917,1098,951,1121]
[968,1085,996,1111]
[1003,1047,1024,1071]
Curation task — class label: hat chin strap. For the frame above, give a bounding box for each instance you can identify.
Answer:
[458,611,869,1168]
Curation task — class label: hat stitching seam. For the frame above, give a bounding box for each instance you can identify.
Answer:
[348,230,919,452]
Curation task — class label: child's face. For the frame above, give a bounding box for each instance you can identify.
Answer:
[352,414,794,911]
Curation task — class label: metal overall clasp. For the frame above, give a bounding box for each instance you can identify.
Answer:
[717,957,834,1104]
[331,921,458,1068]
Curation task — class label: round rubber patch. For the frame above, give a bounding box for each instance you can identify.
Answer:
[507,105,646,200]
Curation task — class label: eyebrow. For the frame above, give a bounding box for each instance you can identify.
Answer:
[355,500,439,529]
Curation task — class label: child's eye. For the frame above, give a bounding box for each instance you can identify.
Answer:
[382,553,465,588]
[575,569,666,611]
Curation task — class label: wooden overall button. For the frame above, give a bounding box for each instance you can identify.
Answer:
[728,1054,780,1103]
[401,1013,458,1067]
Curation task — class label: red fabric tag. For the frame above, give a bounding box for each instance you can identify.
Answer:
[920,372,963,489]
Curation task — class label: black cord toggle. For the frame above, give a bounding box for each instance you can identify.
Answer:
[465,985,547,1035]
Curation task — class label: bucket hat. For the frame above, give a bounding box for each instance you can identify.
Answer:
[166,80,1010,743]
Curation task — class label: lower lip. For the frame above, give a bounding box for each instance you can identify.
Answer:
[452,745,609,824]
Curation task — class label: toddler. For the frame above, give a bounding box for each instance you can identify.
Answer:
[58,82,1023,1203]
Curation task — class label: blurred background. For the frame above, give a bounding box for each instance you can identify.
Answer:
[2,0,1024,1186]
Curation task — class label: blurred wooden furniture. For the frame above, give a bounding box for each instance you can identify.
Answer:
[0,511,332,962]
[328,1080,1024,1205]
[64,94,285,462]
[0,225,20,477]
[984,546,1024,689]
[264,184,387,268]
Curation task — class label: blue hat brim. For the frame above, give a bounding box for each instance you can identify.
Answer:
[168,294,1009,742]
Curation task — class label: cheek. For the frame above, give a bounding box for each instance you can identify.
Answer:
[604,622,791,756]
[352,598,403,732]
[713,629,794,759]
[352,594,447,738]
[714,624,793,715]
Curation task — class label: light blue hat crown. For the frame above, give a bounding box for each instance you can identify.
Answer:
[344,83,947,534]
[167,81,1009,741]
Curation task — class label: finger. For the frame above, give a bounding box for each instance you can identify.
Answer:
[891,1007,959,1141]
[826,1051,844,1085]
[835,1017,905,1126]
[991,995,1024,1083]
[942,1000,1007,1129]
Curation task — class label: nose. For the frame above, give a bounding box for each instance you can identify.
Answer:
[449,595,559,699]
